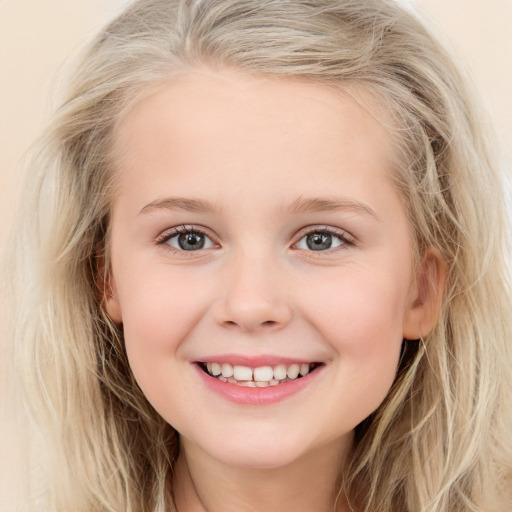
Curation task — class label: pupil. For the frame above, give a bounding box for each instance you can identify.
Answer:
[306,233,332,251]
[178,232,204,250]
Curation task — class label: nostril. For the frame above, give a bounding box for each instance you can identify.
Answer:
[223,319,278,329]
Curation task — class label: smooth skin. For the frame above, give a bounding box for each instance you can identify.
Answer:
[105,69,445,512]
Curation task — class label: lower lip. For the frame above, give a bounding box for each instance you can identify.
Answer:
[194,364,321,406]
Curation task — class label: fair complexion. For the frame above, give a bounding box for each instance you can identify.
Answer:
[105,70,444,512]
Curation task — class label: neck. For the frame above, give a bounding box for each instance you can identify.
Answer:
[172,436,353,512]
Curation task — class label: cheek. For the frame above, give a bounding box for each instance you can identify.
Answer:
[116,267,210,371]
[115,269,214,420]
[298,268,407,403]
[300,267,408,346]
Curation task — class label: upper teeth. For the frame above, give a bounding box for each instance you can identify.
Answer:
[205,362,312,384]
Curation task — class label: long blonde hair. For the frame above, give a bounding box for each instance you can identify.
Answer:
[4,1,511,510]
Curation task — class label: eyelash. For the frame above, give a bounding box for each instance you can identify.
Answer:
[293,226,355,253]
[156,225,216,254]
[155,225,355,254]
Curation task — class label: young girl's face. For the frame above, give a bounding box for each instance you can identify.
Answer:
[105,70,434,470]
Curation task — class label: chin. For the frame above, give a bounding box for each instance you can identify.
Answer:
[211,444,305,470]
[188,425,334,471]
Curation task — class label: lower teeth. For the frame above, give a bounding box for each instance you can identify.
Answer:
[216,375,291,387]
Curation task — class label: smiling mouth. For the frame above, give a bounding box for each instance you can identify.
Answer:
[198,362,322,388]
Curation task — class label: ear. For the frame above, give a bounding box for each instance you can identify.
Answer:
[403,247,446,340]
[96,252,123,324]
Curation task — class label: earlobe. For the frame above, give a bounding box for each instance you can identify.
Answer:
[403,247,446,340]
[103,274,123,324]
[96,253,123,324]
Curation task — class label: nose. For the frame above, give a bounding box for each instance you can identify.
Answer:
[213,252,293,333]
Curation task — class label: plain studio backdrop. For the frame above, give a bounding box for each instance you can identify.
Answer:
[0,0,511,508]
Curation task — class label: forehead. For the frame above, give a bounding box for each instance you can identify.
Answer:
[111,69,400,210]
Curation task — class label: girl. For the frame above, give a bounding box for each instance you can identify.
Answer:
[4,0,511,511]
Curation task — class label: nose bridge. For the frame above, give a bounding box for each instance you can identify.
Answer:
[214,246,292,332]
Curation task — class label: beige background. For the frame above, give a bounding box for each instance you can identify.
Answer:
[1,0,511,243]
[0,1,511,508]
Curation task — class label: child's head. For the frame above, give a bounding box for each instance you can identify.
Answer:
[103,67,445,470]
[9,1,511,511]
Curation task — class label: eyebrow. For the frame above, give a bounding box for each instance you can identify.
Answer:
[139,197,220,215]
[138,195,379,220]
[288,196,379,220]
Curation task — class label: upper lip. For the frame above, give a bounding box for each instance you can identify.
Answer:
[194,354,321,367]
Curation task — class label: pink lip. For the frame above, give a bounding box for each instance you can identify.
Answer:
[193,362,323,406]
[196,353,315,367]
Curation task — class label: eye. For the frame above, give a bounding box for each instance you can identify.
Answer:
[158,227,216,251]
[294,229,351,251]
